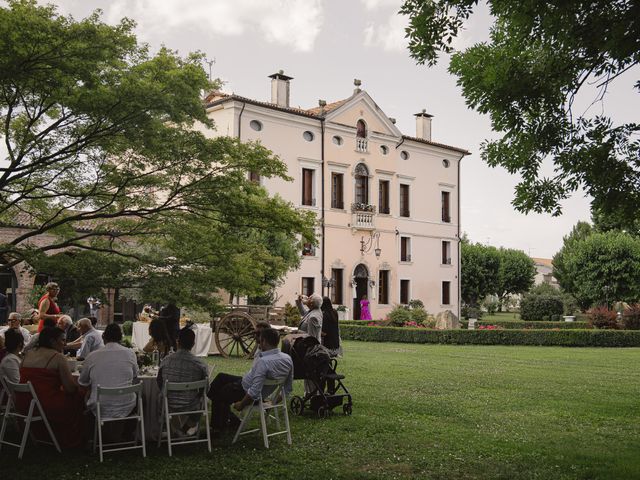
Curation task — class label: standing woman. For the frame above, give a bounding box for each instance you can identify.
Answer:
[359,294,372,321]
[320,297,341,357]
[37,282,61,332]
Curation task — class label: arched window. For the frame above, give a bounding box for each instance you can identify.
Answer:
[356,119,367,138]
[354,163,369,205]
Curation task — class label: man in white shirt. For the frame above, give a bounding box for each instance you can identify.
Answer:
[67,317,104,360]
[78,323,138,422]
[0,312,31,345]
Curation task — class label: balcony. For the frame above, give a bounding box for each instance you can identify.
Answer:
[355,137,368,153]
[351,203,376,230]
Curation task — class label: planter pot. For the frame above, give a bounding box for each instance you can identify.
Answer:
[337,309,349,321]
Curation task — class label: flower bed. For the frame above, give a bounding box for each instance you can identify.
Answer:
[340,325,640,347]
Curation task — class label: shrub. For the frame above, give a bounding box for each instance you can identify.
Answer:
[408,299,425,309]
[122,320,133,336]
[283,302,300,326]
[622,304,640,330]
[340,325,640,347]
[562,293,579,315]
[520,294,564,320]
[410,307,428,325]
[459,320,591,330]
[483,297,499,315]
[387,305,412,326]
[587,305,619,329]
[461,304,483,320]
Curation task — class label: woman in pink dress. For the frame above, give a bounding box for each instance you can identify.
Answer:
[360,295,372,320]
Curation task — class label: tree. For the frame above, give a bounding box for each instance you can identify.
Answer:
[558,231,640,309]
[552,221,594,294]
[496,248,535,310]
[401,0,640,223]
[0,1,315,302]
[461,242,500,306]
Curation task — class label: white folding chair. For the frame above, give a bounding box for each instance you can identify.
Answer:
[232,378,292,448]
[94,383,146,462]
[157,379,211,456]
[0,378,61,459]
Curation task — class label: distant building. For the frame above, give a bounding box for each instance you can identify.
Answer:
[531,257,559,288]
[205,72,469,320]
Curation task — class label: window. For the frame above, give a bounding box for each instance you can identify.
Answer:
[442,241,451,264]
[331,268,343,305]
[332,135,343,146]
[302,168,315,206]
[301,277,315,297]
[380,145,389,155]
[331,173,344,209]
[354,163,369,204]
[442,281,451,305]
[249,120,263,131]
[302,243,315,256]
[379,180,390,214]
[442,159,450,168]
[400,280,410,305]
[249,171,261,183]
[442,191,451,222]
[400,184,410,217]
[378,270,389,304]
[400,237,411,262]
[303,131,314,141]
[400,150,409,160]
[356,119,367,138]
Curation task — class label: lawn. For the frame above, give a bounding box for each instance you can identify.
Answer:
[3,341,640,480]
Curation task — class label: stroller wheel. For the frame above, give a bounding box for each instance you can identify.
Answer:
[290,396,304,416]
[317,405,329,419]
[343,403,353,416]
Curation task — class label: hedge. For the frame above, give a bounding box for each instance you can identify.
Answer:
[458,320,591,330]
[340,319,592,329]
[340,325,640,347]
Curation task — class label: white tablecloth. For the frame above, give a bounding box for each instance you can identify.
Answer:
[131,322,213,357]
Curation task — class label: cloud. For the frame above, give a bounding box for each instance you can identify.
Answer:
[101,0,323,52]
[363,11,409,52]
[359,0,403,11]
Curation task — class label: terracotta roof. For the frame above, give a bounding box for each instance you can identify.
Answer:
[206,92,470,155]
[305,98,350,116]
[531,257,553,268]
[401,135,470,156]
[206,93,321,119]
[1,211,117,233]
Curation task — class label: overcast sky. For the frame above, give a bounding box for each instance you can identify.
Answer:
[29,1,640,257]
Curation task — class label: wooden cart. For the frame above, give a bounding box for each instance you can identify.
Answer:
[213,305,287,358]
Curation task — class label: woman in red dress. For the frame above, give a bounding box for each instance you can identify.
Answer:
[19,327,86,449]
[37,282,61,332]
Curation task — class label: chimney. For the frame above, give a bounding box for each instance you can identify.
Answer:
[268,70,293,107]
[415,109,434,141]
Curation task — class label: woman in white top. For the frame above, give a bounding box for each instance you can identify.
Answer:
[0,328,24,383]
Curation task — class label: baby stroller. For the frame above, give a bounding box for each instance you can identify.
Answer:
[283,334,352,419]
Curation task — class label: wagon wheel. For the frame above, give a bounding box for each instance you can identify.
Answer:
[215,311,257,358]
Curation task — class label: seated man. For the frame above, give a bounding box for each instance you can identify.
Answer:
[56,315,81,356]
[157,328,208,436]
[0,312,31,344]
[66,317,104,360]
[207,328,293,434]
[78,323,138,440]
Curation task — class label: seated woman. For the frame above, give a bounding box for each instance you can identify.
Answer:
[143,319,172,357]
[19,327,86,449]
[0,329,24,384]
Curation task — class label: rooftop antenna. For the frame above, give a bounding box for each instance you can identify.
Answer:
[205,57,216,81]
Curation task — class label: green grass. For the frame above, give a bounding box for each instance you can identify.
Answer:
[481,312,522,322]
[4,341,640,479]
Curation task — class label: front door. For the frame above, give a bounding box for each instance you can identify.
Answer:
[352,277,368,320]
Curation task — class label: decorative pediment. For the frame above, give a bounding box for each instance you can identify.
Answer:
[324,91,402,138]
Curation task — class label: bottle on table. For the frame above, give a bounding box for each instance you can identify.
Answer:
[152,346,160,367]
